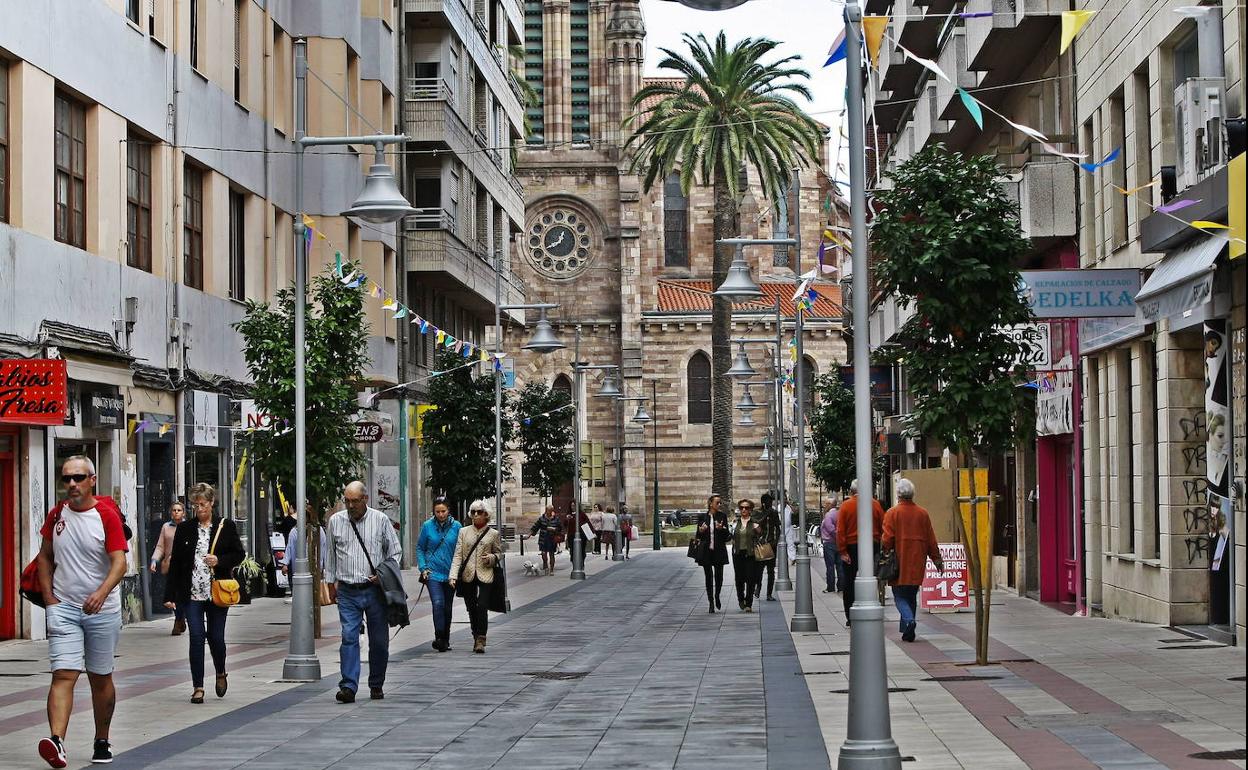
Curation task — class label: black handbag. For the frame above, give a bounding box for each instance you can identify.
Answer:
[876,548,899,582]
[487,557,509,614]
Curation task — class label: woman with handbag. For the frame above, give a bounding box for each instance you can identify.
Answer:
[881,479,943,643]
[755,493,781,601]
[729,499,764,612]
[693,495,730,614]
[149,500,187,635]
[163,483,244,703]
[448,500,504,654]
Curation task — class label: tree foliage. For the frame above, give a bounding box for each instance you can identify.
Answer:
[516,381,574,502]
[871,145,1035,456]
[626,32,823,499]
[233,263,369,513]
[422,349,512,510]
[808,373,856,493]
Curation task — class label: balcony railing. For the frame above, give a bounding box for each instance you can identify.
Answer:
[407,77,453,105]
[405,208,456,231]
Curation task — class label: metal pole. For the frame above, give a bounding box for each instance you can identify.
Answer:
[774,296,792,591]
[283,38,320,682]
[571,326,586,579]
[398,395,409,566]
[839,4,901,765]
[652,379,661,550]
[493,259,511,609]
[790,167,818,633]
[614,393,625,562]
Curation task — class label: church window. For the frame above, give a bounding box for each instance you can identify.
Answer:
[523,1,545,143]
[570,0,590,142]
[663,173,689,267]
[687,352,711,425]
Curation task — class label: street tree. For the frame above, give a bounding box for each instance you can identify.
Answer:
[626,32,822,501]
[516,381,574,505]
[809,372,856,494]
[422,349,512,514]
[871,144,1035,664]
[234,262,369,634]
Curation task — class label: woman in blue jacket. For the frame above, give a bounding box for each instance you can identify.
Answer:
[417,497,461,652]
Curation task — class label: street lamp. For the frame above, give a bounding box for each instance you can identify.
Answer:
[632,381,662,551]
[285,39,416,683]
[727,343,758,378]
[569,325,618,579]
[839,3,902,766]
[712,245,764,299]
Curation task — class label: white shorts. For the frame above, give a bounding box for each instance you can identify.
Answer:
[46,603,122,675]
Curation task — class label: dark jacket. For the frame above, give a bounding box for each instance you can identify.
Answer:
[756,506,782,553]
[693,511,730,566]
[164,517,246,605]
[375,556,410,628]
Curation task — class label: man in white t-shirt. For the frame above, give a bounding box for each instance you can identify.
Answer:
[35,456,128,768]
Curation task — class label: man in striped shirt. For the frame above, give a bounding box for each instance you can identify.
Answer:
[324,481,401,703]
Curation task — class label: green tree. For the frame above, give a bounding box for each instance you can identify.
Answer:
[809,372,856,494]
[626,32,822,501]
[422,349,512,512]
[516,382,574,503]
[871,144,1034,664]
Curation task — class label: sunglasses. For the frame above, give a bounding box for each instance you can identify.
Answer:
[61,473,92,484]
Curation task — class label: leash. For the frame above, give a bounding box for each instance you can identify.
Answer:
[388,581,426,644]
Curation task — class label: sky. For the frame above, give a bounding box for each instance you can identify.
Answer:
[640,0,849,170]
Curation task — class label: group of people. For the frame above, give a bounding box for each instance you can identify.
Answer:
[690,492,784,613]
[527,501,636,575]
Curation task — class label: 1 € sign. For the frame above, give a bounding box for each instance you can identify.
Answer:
[921,543,969,610]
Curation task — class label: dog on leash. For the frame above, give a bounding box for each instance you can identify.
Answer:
[522,560,542,577]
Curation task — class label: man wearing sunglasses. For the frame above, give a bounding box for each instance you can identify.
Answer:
[35,456,129,768]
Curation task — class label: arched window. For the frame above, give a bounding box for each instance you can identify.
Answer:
[552,374,572,395]
[663,172,688,267]
[687,352,711,424]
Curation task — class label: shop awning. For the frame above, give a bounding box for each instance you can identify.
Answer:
[1134,236,1228,323]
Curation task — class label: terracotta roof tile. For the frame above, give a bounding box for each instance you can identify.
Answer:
[655,280,843,318]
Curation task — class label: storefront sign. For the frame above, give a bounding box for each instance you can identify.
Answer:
[81,386,124,429]
[1036,356,1074,436]
[921,543,970,610]
[353,421,383,443]
[1005,323,1051,368]
[0,359,69,426]
[239,399,277,431]
[192,390,219,447]
[1020,269,1141,318]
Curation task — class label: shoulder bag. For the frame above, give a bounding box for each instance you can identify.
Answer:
[876,547,899,583]
[209,522,242,608]
[486,532,509,614]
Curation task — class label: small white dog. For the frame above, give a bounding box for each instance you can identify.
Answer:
[522,560,542,577]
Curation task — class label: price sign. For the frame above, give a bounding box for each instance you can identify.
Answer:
[353,421,383,443]
[921,543,969,610]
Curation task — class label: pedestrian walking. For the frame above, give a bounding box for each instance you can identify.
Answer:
[418,497,462,652]
[783,500,798,565]
[820,497,843,593]
[693,495,730,613]
[324,481,402,703]
[34,456,129,768]
[619,505,634,559]
[730,499,762,612]
[529,504,562,575]
[601,506,619,559]
[755,492,781,601]
[448,500,505,654]
[149,499,187,635]
[882,480,943,642]
[589,503,605,555]
[837,480,885,626]
[164,482,245,705]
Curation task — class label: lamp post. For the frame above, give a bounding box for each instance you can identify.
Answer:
[619,392,651,561]
[632,382,661,550]
[568,325,620,579]
[839,3,902,766]
[284,38,417,682]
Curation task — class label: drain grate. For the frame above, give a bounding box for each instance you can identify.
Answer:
[921,675,1003,682]
[1189,749,1246,760]
[830,687,916,694]
[0,672,38,677]
[522,671,589,681]
[1159,644,1226,650]
[798,670,840,676]
[811,650,851,656]
[955,658,1033,666]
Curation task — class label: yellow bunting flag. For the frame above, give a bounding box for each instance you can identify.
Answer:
[1060,10,1094,55]
[233,448,249,498]
[480,349,490,363]
[127,419,137,437]
[1191,221,1230,230]
[1230,153,1245,258]
[159,423,171,437]
[1115,180,1159,195]
[382,298,398,311]
[436,330,445,345]
[863,16,889,69]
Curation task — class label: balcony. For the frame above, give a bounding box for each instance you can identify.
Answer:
[999,157,1077,243]
[402,217,526,312]
[965,0,1063,80]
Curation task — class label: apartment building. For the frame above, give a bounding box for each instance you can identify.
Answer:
[1075,1,1244,643]
[0,0,400,640]
[397,0,527,525]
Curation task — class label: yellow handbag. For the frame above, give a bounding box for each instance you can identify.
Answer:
[208,522,241,608]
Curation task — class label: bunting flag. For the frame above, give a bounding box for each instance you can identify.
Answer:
[392,306,408,319]
[127,419,137,437]
[863,16,889,68]
[340,270,358,286]
[1116,180,1159,195]
[1060,10,1095,55]
[899,44,949,82]
[1191,221,1230,230]
[1157,198,1200,213]
[453,340,464,353]
[1079,147,1121,173]
[958,88,983,129]
[420,318,430,334]
[462,344,473,359]
[959,10,993,18]
[369,283,384,299]
[382,298,398,312]
[1041,142,1086,160]
[445,335,457,349]
[436,330,445,345]
[825,29,848,66]
[334,251,343,276]
[159,423,171,437]
[481,349,491,363]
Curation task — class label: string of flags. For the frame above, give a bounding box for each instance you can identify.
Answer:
[300,215,509,372]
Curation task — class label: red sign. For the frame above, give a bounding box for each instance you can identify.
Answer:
[921,543,970,610]
[0,359,69,426]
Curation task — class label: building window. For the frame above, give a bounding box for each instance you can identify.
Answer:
[1116,346,1134,554]
[190,0,202,71]
[663,173,689,267]
[126,133,152,271]
[523,0,544,142]
[1131,64,1153,226]
[183,164,204,289]
[126,0,140,24]
[229,190,246,300]
[1080,118,1097,263]
[687,352,711,424]
[569,0,590,141]
[1109,88,1128,247]
[0,59,8,224]
[234,0,245,103]
[54,92,87,249]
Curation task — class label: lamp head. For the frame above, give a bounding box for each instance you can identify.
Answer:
[341,147,417,224]
[595,374,622,399]
[523,312,564,353]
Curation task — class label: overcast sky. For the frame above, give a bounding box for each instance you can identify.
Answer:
[640,0,849,173]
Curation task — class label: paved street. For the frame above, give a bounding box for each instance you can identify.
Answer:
[1,550,1244,769]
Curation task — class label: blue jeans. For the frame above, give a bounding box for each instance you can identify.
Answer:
[337,583,389,693]
[892,585,920,633]
[427,580,454,638]
[184,600,229,688]
[822,541,843,591]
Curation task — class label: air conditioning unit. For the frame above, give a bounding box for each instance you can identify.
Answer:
[1174,77,1226,190]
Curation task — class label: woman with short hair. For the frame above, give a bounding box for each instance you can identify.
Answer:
[730,499,762,612]
[448,500,504,654]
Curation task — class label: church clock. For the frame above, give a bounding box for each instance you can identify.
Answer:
[526,208,593,279]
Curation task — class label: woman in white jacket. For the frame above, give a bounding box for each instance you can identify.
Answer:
[448,500,504,654]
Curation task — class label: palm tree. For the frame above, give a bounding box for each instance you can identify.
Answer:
[625,32,822,500]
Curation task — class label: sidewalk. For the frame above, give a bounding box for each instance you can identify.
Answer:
[783,554,1247,769]
[0,546,619,770]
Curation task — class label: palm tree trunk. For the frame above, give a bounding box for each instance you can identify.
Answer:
[711,167,737,500]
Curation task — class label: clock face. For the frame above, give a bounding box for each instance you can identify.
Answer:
[526,208,593,279]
